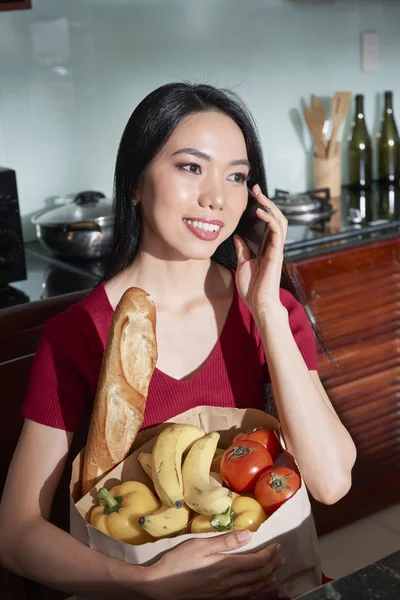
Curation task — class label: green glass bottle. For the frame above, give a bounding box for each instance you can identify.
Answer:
[378,91,400,186]
[348,95,372,189]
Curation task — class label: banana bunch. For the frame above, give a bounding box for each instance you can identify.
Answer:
[136,424,205,538]
[135,427,231,537]
[151,423,206,508]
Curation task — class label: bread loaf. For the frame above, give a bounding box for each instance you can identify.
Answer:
[81,287,157,496]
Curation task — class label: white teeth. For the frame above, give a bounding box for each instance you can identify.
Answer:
[183,219,221,232]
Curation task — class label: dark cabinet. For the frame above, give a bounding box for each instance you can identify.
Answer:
[295,236,400,534]
[0,290,85,600]
[0,1,31,11]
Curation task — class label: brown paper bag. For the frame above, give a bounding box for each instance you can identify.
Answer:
[70,406,322,599]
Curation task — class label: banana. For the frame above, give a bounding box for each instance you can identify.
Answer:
[137,451,153,480]
[139,503,191,538]
[152,424,206,508]
[182,432,232,516]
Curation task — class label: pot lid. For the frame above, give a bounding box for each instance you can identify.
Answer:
[32,191,114,227]
[274,194,321,215]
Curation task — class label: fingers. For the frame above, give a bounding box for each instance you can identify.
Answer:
[228,552,283,586]
[218,550,284,598]
[222,574,279,599]
[233,234,252,264]
[255,208,283,248]
[251,184,288,235]
[200,530,251,557]
[230,542,281,573]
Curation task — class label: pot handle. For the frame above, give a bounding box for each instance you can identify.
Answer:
[74,190,105,205]
[66,222,102,232]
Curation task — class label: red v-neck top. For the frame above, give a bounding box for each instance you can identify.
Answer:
[22,277,318,433]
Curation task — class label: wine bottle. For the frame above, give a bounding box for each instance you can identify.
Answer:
[348,94,372,189]
[378,91,400,186]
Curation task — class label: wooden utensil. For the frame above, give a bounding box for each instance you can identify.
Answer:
[303,95,326,158]
[327,91,352,158]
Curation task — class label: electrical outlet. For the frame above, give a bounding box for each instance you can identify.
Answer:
[361,31,379,72]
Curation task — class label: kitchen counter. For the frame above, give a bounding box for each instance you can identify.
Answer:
[297,550,400,600]
[1,241,106,308]
[2,183,399,308]
[284,182,400,259]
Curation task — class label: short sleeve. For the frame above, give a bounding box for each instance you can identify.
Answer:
[280,288,319,370]
[21,316,91,432]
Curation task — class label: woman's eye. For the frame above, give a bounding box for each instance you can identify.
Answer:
[181,163,201,174]
[228,173,248,184]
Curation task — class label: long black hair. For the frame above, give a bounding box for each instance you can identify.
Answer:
[104,82,326,352]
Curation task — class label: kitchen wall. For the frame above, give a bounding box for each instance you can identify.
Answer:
[0,0,399,241]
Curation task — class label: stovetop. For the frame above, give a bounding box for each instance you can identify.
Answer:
[272,187,334,224]
[0,241,107,309]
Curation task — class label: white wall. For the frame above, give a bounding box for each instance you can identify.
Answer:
[0,0,399,241]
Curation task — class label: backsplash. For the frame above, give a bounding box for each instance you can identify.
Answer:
[0,0,399,241]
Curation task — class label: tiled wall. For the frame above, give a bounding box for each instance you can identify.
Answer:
[0,0,399,240]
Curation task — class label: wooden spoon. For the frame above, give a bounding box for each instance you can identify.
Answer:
[310,94,327,155]
[327,91,352,158]
[304,95,326,158]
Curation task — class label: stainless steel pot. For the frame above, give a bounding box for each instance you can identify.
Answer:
[32,190,114,259]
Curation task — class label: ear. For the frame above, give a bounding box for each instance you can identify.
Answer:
[133,178,143,206]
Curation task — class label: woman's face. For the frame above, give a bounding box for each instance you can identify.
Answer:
[136,110,250,261]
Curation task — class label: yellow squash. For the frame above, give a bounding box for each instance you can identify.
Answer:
[90,481,160,545]
[191,492,267,533]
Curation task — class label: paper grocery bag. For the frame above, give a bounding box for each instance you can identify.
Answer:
[70,406,322,599]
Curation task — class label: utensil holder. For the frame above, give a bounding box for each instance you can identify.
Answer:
[314,150,341,199]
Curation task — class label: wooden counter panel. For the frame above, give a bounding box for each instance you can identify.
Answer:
[295,236,400,533]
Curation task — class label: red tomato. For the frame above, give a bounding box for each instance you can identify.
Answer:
[233,427,281,462]
[254,466,301,515]
[220,440,273,493]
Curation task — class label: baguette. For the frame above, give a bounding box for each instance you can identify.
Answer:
[81,287,157,496]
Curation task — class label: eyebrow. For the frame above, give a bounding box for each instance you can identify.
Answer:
[172,147,251,169]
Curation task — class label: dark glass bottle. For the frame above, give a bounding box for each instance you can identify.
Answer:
[378,91,400,186]
[378,184,399,221]
[348,95,372,189]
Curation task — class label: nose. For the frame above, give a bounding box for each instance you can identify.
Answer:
[197,181,226,211]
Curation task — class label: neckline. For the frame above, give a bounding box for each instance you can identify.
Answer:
[99,270,237,384]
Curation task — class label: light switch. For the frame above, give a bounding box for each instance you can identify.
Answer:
[361,31,380,72]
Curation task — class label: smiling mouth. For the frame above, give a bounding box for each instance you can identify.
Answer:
[182,218,223,241]
[182,218,222,232]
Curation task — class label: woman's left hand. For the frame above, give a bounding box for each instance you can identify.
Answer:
[234,184,288,320]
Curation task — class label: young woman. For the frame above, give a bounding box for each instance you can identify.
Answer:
[0,83,356,600]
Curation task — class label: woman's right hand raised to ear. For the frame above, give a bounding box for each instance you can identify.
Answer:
[137,530,283,600]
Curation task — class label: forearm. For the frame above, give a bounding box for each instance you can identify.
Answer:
[256,307,356,504]
[1,516,147,600]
